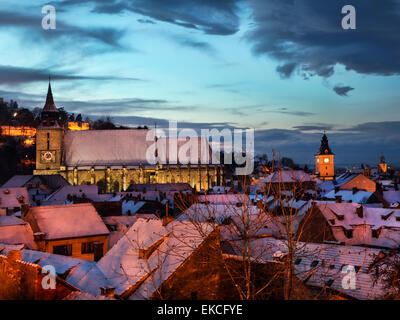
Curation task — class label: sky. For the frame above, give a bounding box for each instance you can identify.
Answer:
[0,0,399,167]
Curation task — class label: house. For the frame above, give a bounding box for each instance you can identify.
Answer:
[0,187,31,215]
[1,174,70,206]
[92,218,217,299]
[316,203,400,248]
[224,237,387,300]
[0,250,77,300]
[322,189,374,204]
[22,203,110,261]
[334,172,376,192]
[0,216,36,249]
[42,184,101,206]
[259,169,316,193]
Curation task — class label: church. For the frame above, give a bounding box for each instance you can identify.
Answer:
[34,82,224,192]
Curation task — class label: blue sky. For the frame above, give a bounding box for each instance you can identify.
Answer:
[0,0,399,167]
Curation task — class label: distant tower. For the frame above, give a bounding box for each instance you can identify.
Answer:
[34,79,64,174]
[378,154,388,174]
[315,132,335,180]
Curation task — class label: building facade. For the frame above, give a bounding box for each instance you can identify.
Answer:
[34,83,223,192]
[315,133,335,181]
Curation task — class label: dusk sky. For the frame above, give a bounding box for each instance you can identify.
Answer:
[0,0,399,167]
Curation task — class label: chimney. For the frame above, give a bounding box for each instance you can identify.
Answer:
[8,250,22,261]
[34,232,45,242]
[100,286,115,298]
[335,195,342,203]
[356,206,363,218]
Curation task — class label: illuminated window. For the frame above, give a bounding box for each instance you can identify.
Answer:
[316,158,320,163]
[324,158,329,163]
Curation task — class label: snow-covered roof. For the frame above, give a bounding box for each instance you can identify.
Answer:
[323,189,374,204]
[0,187,31,209]
[0,218,36,249]
[226,237,386,300]
[317,203,400,248]
[382,191,400,206]
[95,218,213,299]
[43,184,99,205]
[197,194,249,205]
[122,200,146,215]
[261,169,313,184]
[210,186,233,194]
[1,175,33,188]
[64,130,213,167]
[335,172,360,186]
[28,203,109,240]
[178,203,263,224]
[4,248,111,295]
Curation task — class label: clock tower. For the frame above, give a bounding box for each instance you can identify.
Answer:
[34,80,64,174]
[315,132,335,180]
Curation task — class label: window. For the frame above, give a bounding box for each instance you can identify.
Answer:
[324,158,329,163]
[295,258,302,265]
[310,260,319,268]
[81,242,95,254]
[53,244,72,256]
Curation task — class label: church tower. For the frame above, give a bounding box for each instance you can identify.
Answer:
[315,132,335,181]
[34,80,64,174]
[378,154,388,174]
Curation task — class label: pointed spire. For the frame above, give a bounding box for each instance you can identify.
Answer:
[318,131,333,155]
[43,76,58,112]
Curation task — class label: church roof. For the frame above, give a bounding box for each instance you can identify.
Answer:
[317,133,334,155]
[42,81,59,113]
[63,130,213,168]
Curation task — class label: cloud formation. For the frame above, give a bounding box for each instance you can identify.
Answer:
[333,85,355,96]
[59,0,241,35]
[247,0,400,80]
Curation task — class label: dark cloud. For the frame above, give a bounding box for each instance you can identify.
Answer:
[333,85,354,96]
[339,121,400,136]
[269,108,316,117]
[0,10,127,50]
[293,124,334,131]
[59,0,240,35]
[247,0,400,80]
[174,36,217,55]
[276,63,297,79]
[0,65,144,85]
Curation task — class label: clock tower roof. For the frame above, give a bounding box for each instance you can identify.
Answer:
[42,78,59,113]
[317,132,334,155]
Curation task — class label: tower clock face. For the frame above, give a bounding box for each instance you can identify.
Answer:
[324,158,329,163]
[41,151,55,163]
